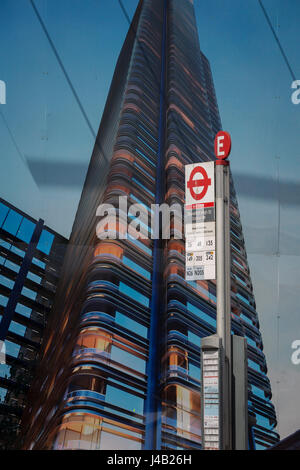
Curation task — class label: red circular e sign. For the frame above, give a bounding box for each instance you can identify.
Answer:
[214,131,231,160]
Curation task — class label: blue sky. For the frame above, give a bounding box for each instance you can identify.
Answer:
[1,0,300,438]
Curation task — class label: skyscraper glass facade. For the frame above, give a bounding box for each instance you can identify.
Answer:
[20,0,279,450]
[0,198,67,449]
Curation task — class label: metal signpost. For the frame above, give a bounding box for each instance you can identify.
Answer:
[185,131,248,451]
[214,131,232,450]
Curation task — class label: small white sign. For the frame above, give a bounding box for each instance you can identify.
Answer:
[185,161,215,208]
[185,162,216,281]
[186,250,215,266]
[185,221,215,238]
[185,235,215,252]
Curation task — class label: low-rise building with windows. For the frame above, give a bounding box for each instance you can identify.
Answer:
[0,198,67,449]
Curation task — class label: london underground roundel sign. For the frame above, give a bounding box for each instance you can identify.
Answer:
[214,131,231,160]
[185,161,215,208]
[187,165,212,201]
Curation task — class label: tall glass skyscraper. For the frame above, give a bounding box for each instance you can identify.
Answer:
[21,0,279,450]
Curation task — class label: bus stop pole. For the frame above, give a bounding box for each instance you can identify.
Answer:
[215,137,232,450]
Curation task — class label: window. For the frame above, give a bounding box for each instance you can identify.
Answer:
[32,257,46,269]
[123,256,151,280]
[111,345,146,374]
[5,340,21,358]
[2,209,22,236]
[255,414,270,428]
[0,387,7,402]
[106,385,144,415]
[246,336,257,348]
[187,302,215,327]
[0,239,11,250]
[251,385,266,399]
[0,295,8,307]
[0,203,9,227]
[240,313,253,326]
[4,260,20,273]
[21,286,37,301]
[115,311,147,338]
[163,384,201,440]
[100,431,141,450]
[11,246,25,257]
[135,148,155,167]
[9,321,26,337]
[138,122,157,141]
[15,303,32,318]
[189,363,200,380]
[137,135,156,154]
[27,272,42,284]
[233,258,245,271]
[0,275,14,289]
[134,161,155,182]
[0,364,11,379]
[237,292,251,306]
[130,194,151,212]
[248,359,261,373]
[37,230,54,255]
[54,414,142,450]
[17,218,35,243]
[234,273,247,287]
[127,235,152,256]
[187,331,201,347]
[132,178,155,197]
[187,280,216,302]
[119,282,149,308]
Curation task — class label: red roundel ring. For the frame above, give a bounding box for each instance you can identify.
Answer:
[187,165,212,201]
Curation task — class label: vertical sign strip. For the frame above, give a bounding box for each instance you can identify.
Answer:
[202,349,221,450]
